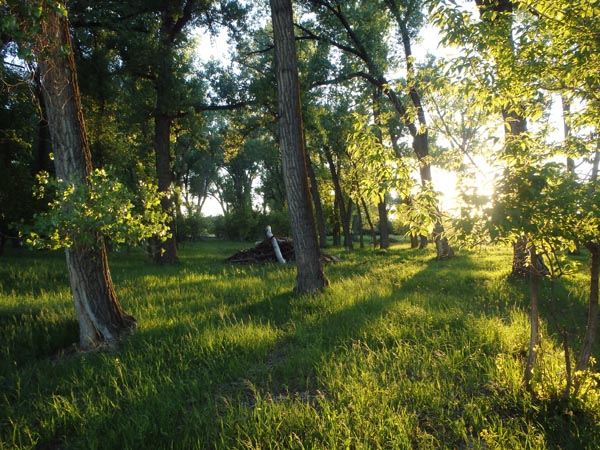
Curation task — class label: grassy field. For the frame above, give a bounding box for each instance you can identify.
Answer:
[1,240,599,449]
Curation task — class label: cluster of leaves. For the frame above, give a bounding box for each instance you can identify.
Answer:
[396,182,442,238]
[346,111,413,202]
[449,184,491,248]
[24,169,170,250]
[490,148,600,276]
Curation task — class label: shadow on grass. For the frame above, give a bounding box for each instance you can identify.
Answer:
[3,242,599,449]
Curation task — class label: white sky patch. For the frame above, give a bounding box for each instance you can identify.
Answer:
[190,27,231,65]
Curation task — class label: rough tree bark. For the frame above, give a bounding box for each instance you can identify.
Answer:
[33,1,136,349]
[269,0,327,294]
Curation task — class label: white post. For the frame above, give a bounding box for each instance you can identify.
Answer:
[266,225,286,264]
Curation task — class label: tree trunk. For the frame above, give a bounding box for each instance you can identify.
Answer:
[386,3,455,256]
[270,0,327,294]
[343,198,353,251]
[332,200,341,246]
[360,197,377,248]
[151,32,178,263]
[34,2,136,349]
[306,151,328,248]
[476,0,528,276]
[378,195,390,249]
[525,244,541,392]
[433,220,453,259]
[324,145,352,250]
[410,234,419,249]
[574,242,600,390]
[591,140,600,189]
[562,94,575,174]
[152,111,178,263]
[512,235,529,278]
[356,207,364,249]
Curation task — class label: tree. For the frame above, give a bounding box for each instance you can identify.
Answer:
[430,0,600,394]
[0,59,40,254]
[71,0,249,262]
[298,0,452,257]
[7,0,137,349]
[269,0,327,294]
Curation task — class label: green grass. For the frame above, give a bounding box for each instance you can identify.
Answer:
[1,241,599,449]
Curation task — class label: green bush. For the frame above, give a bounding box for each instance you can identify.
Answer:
[213,209,291,241]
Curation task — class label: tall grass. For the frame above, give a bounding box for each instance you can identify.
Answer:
[1,241,599,449]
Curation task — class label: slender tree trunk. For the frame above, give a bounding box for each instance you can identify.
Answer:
[356,207,364,249]
[332,200,341,246]
[371,89,391,251]
[343,198,353,251]
[270,0,327,294]
[504,98,529,275]
[33,1,136,349]
[386,2,454,256]
[360,197,377,248]
[525,244,541,392]
[306,151,328,248]
[561,95,582,255]
[562,94,575,174]
[324,145,352,250]
[476,0,528,276]
[591,140,600,189]
[574,243,600,390]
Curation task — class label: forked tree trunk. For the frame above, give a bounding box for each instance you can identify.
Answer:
[574,242,600,390]
[360,197,377,248]
[34,1,136,349]
[270,0,327,294]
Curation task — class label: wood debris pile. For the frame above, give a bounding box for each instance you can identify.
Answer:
[225,237,295,264]
[225,237,340,265]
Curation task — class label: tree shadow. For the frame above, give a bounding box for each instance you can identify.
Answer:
[4,243,599,449]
